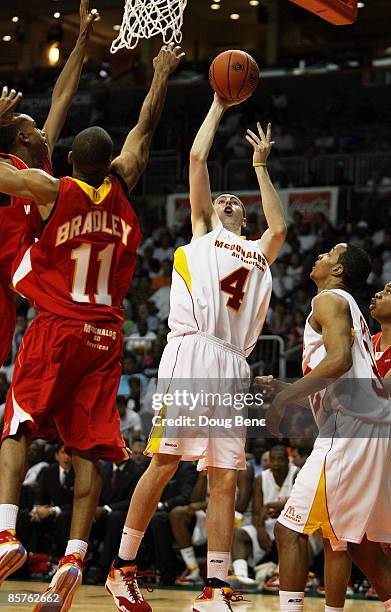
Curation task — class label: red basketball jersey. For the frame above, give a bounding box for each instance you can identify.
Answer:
[0,153,51,286]
[372,332,391,378]
[12,174,141,323]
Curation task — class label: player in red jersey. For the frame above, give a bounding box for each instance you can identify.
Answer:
[0,0,98,367]
[0,44,184,611]
[371,282,391,380]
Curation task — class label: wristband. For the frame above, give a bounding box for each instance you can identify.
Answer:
[253,162,267,168]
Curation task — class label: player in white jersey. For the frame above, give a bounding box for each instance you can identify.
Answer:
[106,94,286,612]
[263,243,391,612]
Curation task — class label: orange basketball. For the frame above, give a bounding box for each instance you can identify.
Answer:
[209,50,260,102]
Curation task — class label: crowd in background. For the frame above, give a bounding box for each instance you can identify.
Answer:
[0,65,389,596]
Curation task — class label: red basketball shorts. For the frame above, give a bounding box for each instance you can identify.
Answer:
[2,312,128,462]
[0,283,16,366]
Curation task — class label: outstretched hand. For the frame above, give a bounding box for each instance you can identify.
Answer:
[213,92,244,110]
[153,43,185,75]
[79,0,99,40]
[246,122,274,164]
[0,86,22,122]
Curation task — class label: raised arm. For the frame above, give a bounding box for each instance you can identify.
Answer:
[43,0,98,157]
[111,44,184,192]
[246,123,286,264]
[0,162,59,219]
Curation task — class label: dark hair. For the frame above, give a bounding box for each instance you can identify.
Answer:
[337,244,372,289]
[0,116,22,153]
[270,444,288,458]
[71,126,113,172]
[293,446,312,458]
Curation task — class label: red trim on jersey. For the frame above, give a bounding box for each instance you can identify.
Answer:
[372,332,391,378]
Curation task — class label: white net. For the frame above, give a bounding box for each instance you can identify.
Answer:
[111,0,188,53]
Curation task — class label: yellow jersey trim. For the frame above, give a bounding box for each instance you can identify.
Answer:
[69,177,112,205]
[303,460,336,540]
[174,247,192,294]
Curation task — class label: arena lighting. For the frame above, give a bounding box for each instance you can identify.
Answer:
[230,13,240,19]
[249,0,260,5]
[48,43,60,65]
[2,35,12,42]
[357,1,365,6]
[113,24,121,30]
[11,16,19,23]
[210,3,221,9]
[53,12,61,19]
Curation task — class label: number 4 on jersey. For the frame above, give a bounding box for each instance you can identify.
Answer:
[220,267,251,311]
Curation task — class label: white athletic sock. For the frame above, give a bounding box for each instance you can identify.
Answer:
[207,551,230,581]
[383,599,391,611]
[279,591,304,611]
[119,527,144,562]
[0,504,18,532]
[233,559,249,578]
[65,539,88,561]
[325,606,344,612]
[180,546,199,570]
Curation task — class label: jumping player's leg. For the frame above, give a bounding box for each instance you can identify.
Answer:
[116,453,181,564]
[274,522,308,611]
[323,539,351,609]
[0,429,31,508]
[0,428,31,584]
[348,536,391,604]
[64,450,103,560]
[206,467,237,581]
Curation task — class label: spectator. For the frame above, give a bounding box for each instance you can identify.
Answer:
[291,446,312,469]
[125,319,157,354]
[151,259,172,290]
[231,446,297,586]
[153,232,175,262]
[17,444,74,559]
[117,394,142,446]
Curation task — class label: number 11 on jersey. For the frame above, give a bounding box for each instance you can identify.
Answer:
[71,243,115,306]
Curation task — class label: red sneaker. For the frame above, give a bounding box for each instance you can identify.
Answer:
[366,585,379,599]
[105,564,153,611]
[33,553,83,611]
[0,529,27,585]
[192,578,245,611]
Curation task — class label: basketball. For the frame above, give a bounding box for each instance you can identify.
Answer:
[209,50,260,102]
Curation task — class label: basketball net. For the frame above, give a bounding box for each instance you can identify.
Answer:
[111,0,187,53]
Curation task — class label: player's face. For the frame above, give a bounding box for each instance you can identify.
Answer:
[18,115,48,159]
[214,194,245,229]
[310,243,347,283]
[370,282,391,322]
[269,450,288,476]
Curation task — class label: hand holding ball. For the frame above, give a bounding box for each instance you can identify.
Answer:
[209,50,260,103]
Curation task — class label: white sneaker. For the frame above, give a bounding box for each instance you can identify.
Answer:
[176,565,202,586]
[193,578,245,611]
[229,574,257,587]
[105,564,152,611]
[33,553,83,611]
[0,529,27,586]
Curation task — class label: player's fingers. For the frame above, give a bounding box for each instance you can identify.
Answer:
[266,122,272,142]
[247,128,262,145]
[2,85,8,99]
[245,135,256,147]
[89,9,99,21]
[257,121,267,142]
[177,52,186,59]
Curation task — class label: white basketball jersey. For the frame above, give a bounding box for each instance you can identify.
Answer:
[262,465,297,539]
[168,220,272,356]
[303,288,391,426]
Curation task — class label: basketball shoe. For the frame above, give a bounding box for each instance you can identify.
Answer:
[175,565,203,586]
[192,578,245,611]
[33,553,83,611]
[0,529,27,585]
[105,564,152,611]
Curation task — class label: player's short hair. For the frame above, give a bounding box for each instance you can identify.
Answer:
[293,446,312,458]
[71,126,113,172]
[337,244,372,289]
[0,115,22,153]
[270,444,288,458]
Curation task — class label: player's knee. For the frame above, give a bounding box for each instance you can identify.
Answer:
[150,453,181,481]
[169,505,187,525]
[274,521,299,546]
[234,528,250,545]
[209,468,237,497]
